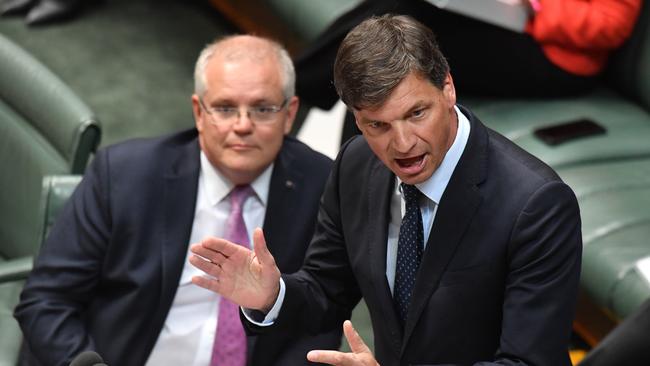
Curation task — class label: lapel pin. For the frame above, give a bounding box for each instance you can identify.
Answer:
[285,180,295,189]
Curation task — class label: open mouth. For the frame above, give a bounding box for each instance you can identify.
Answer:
[395,154,425,169]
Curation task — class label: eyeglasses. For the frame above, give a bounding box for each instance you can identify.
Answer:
[198,97,288,125]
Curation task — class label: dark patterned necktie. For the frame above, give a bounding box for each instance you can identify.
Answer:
[394,183,424,325]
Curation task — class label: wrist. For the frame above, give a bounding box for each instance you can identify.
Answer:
[261,281,280,314]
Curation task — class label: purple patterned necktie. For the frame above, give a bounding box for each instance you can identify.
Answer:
[211,185,254,366]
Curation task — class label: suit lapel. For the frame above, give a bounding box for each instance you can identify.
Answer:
[401,109,488,353]
[263,142,303,267]
[367,158,403,354]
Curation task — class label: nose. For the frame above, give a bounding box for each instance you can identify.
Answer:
[391,121,416,153]
[232,109,254,133]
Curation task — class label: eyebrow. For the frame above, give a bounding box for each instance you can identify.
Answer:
[367,100,432,123]
[405,100,430,114]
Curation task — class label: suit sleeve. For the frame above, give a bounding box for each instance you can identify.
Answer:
[261,139,363,337]
[487,181,582,366]
[14,149,112,366]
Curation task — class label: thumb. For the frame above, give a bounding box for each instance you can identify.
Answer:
[252,227,275,266]
[343,320,371,354]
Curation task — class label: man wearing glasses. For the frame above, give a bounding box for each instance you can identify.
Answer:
[15,35,342,366]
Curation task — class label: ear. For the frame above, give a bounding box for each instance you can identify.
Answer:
[283,96,299,134]
[192,94,204,132]
[442,73,457,109]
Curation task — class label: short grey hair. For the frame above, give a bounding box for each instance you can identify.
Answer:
[193,35,295,99]
[334,14,450,109]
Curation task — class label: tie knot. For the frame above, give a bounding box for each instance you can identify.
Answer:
[229,185,254,213]
[400,183,420,205]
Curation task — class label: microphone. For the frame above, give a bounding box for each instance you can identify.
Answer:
[70,351,108,366]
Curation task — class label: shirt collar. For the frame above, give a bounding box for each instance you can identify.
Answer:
[397,105,471,204]
[199,151,273,206]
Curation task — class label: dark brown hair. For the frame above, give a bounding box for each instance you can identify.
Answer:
[333,14,449,109]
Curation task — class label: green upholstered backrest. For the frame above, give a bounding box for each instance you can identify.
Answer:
[38,175,83,244]
[0,102,68,260]
[558,159,650,319]
[462,89,650,169]
[0,279,24,366]
[0,34,101,173]
[0,34,100,261]
[606,0,650,111]
[0,176,80,366]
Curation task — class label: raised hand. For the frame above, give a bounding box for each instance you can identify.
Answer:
[190,227,281,312]
[307,321,380,366]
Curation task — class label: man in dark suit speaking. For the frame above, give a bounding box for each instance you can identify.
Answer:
[14,35,342,366]
[190,15,582,366]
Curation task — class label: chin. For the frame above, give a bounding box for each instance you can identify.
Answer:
[398,170,432,185]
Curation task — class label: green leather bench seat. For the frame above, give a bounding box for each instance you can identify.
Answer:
[461,88,650,169]
[0,101,69,265]
[0,32,100,275]
[557,159,650,320]
[1,30,99,365]
[0,175,81,366]
[0,279,24,366]
[463,0,650,169]
[38,175,84,242]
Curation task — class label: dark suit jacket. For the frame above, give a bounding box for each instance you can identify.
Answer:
[266,107,582,365]
[15,129,341,366]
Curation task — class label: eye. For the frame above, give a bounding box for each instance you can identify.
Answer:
[213,106,237,114]
[410,108,427,120]
[254,106,277,114]
[367,121,389,130]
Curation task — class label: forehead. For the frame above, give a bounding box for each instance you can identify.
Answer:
[354,73,441,121]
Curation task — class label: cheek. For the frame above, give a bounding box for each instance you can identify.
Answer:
[200,127,228,151]
[259,127,286,147]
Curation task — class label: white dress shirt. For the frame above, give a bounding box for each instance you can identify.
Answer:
[256,105,471,324]
[145,152,273,366]
[385,105,470,293]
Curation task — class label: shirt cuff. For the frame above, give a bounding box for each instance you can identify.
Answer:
[241,278,286,326]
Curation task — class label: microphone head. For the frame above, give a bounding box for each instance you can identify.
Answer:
[70,351,106,366]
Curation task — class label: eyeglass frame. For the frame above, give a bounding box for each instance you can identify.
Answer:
[197,96,289,125]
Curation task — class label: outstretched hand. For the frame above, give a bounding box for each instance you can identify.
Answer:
[190,227,281,312]
[307,320,379,366]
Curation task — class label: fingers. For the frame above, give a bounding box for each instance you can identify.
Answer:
[190,243,227,266]
[306,321,375,366]
[191,274,222,293]
[188,248,223,277]
[189,236,246,273]
[252,227,275,267]
[343,320,371,354]
[307,350,348,365]
[196,236,241,257]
